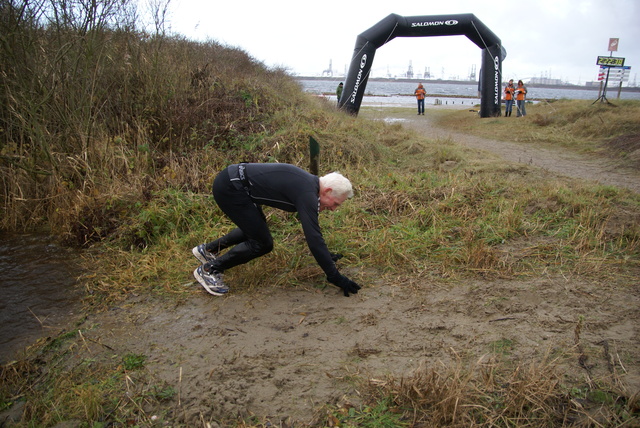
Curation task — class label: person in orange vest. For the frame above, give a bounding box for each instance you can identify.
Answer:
[414,83,427,115]
[504,79,515,117]
[515,80,528,117]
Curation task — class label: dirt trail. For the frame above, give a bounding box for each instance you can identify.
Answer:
[393,110,640,193]
[70,275,640,425]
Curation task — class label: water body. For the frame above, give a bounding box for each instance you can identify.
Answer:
[0,233,83,363]
[299,78,640,107]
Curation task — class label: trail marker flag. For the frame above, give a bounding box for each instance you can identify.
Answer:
[309,136,320,175]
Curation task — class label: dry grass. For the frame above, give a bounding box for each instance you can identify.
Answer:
[315,345,638,427]
[379,355,568,427]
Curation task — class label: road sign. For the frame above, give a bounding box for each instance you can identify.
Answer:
[597,66,631,82]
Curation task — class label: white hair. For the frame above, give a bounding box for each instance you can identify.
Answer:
[320,172,353,198]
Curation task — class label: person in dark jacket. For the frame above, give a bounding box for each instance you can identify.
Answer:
[192,163,361,297]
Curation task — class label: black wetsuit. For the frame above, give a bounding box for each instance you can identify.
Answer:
[204,163,338,279]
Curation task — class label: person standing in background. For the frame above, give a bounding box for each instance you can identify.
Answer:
[504,79,515,117]
[414,83,427,115]
[336,82,344,106]
[515,80,528,117]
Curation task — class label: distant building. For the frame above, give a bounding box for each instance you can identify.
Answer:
[528,77,564,85]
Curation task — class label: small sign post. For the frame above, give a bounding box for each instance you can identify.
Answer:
[594,38,623,104]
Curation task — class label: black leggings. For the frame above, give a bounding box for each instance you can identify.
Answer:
[204,168,273,272]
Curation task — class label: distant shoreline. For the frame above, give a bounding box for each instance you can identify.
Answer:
[296,75,640,93]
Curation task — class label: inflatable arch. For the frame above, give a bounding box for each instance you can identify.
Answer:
[338,13,506,117]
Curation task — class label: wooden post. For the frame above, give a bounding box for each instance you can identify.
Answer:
[617,80,623,99]
[597,80,603,99]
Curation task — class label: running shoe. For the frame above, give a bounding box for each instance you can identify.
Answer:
[193,265,228,296]
[192,244,217,264]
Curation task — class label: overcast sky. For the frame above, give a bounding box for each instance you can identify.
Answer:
[164,0,639,85]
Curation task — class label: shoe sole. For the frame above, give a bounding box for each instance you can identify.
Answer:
[193,268,228,296]
[192,246,216,264]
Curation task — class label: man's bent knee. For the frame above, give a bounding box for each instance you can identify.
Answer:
[247,237,273,257]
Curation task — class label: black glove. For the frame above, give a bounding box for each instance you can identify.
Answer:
[329,252,343,262]
[327,273,361,297]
